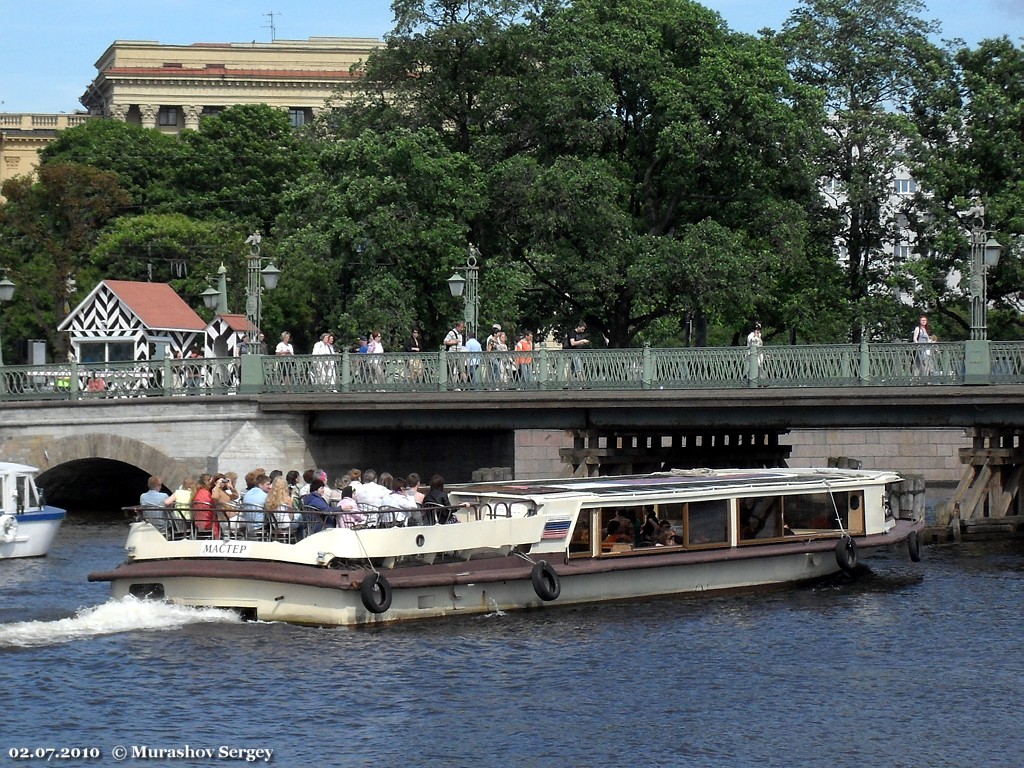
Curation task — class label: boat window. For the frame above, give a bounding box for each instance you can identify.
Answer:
[686,499,729,547]
[569,510,593,555]
[782,492,845,534]
[739,496,783,541]
[600,507,637,552]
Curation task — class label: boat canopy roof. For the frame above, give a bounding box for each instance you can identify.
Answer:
[451,468,901,506]
[0,462,40,475]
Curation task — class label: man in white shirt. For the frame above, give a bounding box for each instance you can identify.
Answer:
[354,469,390,508]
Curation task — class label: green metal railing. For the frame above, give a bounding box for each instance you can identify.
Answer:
[1,341,1021,402]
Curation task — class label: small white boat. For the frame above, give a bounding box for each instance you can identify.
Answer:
[0,462,66,559]
[89,468,924,626]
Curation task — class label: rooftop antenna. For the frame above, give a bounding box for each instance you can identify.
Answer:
[264,11,281,42]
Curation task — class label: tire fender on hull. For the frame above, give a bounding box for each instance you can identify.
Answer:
[531,560,561,602]
[907,529,922,562]
[360,572,393,614]
[835,536,858,574]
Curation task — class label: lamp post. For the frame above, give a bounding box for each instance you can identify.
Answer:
[0,275,14,367]
[964,204,1003,383]
[243,232,281,354]
[447,244,480,339]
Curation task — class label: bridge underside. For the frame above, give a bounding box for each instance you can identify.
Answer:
[559,429,792,477]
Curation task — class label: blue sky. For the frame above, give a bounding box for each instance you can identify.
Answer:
[2,1,1023,114]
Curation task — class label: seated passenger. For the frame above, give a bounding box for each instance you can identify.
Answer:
[240,473,271,537]
[337,485,366,528]
[602,519,630,550]
[139,475,171,535]
[301,479,336,533]
[192,474,218,538]
[264,476,301,540]
[381,474,418,526]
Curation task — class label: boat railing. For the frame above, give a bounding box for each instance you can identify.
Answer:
[126,503,490,541]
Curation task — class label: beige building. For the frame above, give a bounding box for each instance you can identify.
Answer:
[0,113,92,192]
[79,37,380,132]
[1,36,379,196]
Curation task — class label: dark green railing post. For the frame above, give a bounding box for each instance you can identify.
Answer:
[859,337,870,385]
[69,358,80,400]
[341,350,351,393]
[438,348,448,391]
[747,345,758,388]
[537,345,549,390]
[162,357,172,396]
[240,354,264,394]
[642,344,653,389]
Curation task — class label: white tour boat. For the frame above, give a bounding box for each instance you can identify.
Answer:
[89,468,924,626]
[0,462,66,560]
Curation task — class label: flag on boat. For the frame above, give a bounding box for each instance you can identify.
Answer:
[542,516,573,540]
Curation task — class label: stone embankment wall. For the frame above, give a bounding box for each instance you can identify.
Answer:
[784,428,966,486]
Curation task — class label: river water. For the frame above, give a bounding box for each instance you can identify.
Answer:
[0,515,1021,767]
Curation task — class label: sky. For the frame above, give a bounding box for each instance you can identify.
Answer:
[2,0,1023,114]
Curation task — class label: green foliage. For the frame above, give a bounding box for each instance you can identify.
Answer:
[0,162,130,361]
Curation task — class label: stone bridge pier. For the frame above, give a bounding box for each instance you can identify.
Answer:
[0,400,316,510]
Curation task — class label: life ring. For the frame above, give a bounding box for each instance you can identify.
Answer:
[359,572,392,614]
[835,536,858,574]
[907,530,922,563]
[0,514,18,544]
[531,560,561,602]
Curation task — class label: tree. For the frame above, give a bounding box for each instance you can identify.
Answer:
[909,36,1024,339]
[90,213,247,322]
[40,119,185,212]
[780,0,946,341]
[0,163,130,360]
[275,127,485,350]
[176,104,316,233]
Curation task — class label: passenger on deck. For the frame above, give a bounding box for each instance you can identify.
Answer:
[241,474,271,536]
[382,474,418,526]
[192,474,217,537]
[354,469,389,509]
[337,485,366,528]
[265,476,301,540]
[406,472,425,505]
[301,479,336,533]
[423,475,462,524]
[139,476,170,534]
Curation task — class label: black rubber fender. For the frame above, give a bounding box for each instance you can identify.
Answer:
[360,572,393,614]
[531,560,561,602]
[835,536,858,574]
[907,529,922,562]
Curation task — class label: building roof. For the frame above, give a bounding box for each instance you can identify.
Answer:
[58,280,207,333]
[218,314,249,333]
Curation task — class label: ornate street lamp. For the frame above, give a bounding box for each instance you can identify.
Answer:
[967,205,1003,341]
[447,244,479,338]
[243,232,281,354]
[0,275,13,367]
[964,204,1004,383]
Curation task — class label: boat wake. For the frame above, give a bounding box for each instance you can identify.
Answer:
[0,597,240,648]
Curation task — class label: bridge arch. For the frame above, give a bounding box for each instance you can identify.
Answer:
[36,433,194,513]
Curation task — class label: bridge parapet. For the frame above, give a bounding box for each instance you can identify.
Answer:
[1,341,1022,402]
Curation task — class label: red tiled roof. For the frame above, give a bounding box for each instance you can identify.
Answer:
[220,314,249,333]
[104,280,207,331]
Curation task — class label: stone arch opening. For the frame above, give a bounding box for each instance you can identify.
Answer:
[35,433,193,515]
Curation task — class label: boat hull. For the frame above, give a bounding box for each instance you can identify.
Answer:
[0,508,66,560]
[92,519,923,626]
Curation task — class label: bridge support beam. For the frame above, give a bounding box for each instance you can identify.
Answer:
[559,429,792,477]
[939,427,1024,530]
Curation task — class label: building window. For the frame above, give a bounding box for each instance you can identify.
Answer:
[894,178,917,195]
[158,107,178,127]
[894,244,912,260]
[288,108,309,128]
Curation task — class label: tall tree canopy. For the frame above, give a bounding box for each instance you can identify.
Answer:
[780,0,946,340]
